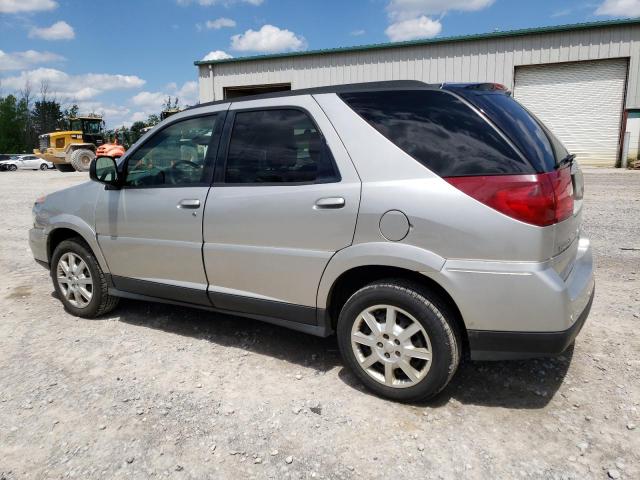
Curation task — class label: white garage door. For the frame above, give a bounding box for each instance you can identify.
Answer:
[514,59,627,167]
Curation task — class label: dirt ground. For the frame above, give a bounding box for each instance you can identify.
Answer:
[0,168,638,480]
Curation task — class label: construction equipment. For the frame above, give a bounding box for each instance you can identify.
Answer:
[160,108,180,121]
[33,115,123,172]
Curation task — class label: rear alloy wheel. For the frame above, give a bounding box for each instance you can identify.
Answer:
[8,164,17,171]
[337,280,461,402]
[39,163,47,170]
[51,239,119,317]
[69,149,95,172]
[350,304,433,388]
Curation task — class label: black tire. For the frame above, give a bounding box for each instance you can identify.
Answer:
[337,279,461,402]
[8,164,17,171]
[50,238,119,318]
[39,163,47,170]
[54,163,75,172]
[69,149,94,172]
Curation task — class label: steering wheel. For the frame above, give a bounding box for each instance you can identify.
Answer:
[173,160,200,170]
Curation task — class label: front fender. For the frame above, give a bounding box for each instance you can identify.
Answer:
[44,216,110,273]
[316,242,446,309]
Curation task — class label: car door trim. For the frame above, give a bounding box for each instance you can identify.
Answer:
[107,275,331,336]
[111,275,211,306]
[208,290,317,325]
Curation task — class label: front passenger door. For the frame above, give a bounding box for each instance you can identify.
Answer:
[95,109,226,304]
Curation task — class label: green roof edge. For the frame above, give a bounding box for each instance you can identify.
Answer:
[194,18,640,66]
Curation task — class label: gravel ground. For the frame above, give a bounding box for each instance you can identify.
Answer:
[0,168,638,480]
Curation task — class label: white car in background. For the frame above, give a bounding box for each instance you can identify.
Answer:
[0,155,53,171]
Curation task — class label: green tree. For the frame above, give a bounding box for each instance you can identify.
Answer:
[61,104,80,128]
[130,121,146,143]
[0,95,27,152]
[146,114,160,126]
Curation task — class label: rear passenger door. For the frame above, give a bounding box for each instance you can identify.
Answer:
[203,96,360,323]
[21,156,39,169]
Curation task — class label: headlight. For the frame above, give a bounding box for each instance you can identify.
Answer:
[35,195,46,205]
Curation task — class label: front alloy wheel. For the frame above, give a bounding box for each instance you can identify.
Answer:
[51,238,119,317]
[56,252,93,308]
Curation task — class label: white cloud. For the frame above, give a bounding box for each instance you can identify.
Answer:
[28,21,75,40]
[350,29,366,36]
[130,111,148,123]
[128,80,199,124]
[231,24,306,52]
[385,15,442,41]
[0,49,65,71]
[387,0,494,20]
[201,50,233,61]
[177,0,263,6]
[131,91,167,109]
[596,0,640,16]
[0,0,57,13]
[0,68,145,101]
[385,0,493,41]
[205,17,236,29]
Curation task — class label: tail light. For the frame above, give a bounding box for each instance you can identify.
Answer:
[445,167,574,227]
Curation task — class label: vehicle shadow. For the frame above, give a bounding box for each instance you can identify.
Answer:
[104,297,572,409]
[110,299,343,372]
[339,346,574,409]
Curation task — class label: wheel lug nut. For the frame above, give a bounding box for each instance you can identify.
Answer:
[395,351,400,357]
[377,342,383,348]
[384,353,390,359]
[394,339,400,345]
[383,334,389,339]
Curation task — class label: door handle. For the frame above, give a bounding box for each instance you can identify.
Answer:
[177,199,201,209]
[314,197,345,209]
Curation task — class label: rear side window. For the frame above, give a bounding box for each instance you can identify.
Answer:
[224,109,339,184]
[454,90,568,172]
[340,90,534,177]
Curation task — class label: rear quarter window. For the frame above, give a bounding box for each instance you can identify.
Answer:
[340,90,535,177]
[452,89,568,172]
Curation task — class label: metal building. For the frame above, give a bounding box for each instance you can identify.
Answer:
[195,19,640,167]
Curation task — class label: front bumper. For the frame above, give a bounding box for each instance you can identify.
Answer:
[29,227,49,268]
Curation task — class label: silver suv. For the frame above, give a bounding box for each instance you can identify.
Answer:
[29,81,595,402]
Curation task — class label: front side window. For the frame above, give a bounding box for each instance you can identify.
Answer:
[124,115,217,187]
[224,109,339,184]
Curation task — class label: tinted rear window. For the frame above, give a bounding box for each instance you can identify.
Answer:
[451,89,569,172]
[340,90,534,177]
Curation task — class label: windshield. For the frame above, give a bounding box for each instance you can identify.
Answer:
[70,119,82,131]
[83,120,102,134]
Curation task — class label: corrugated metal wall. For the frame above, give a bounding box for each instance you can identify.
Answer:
[198,25,640,109]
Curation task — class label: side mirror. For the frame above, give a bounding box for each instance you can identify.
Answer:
[90,156,120,189]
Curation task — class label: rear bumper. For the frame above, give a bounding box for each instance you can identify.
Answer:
[467,284,594,360]
[436,235,595,360]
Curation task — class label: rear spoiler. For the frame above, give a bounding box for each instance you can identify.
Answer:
[441,83,512,96]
